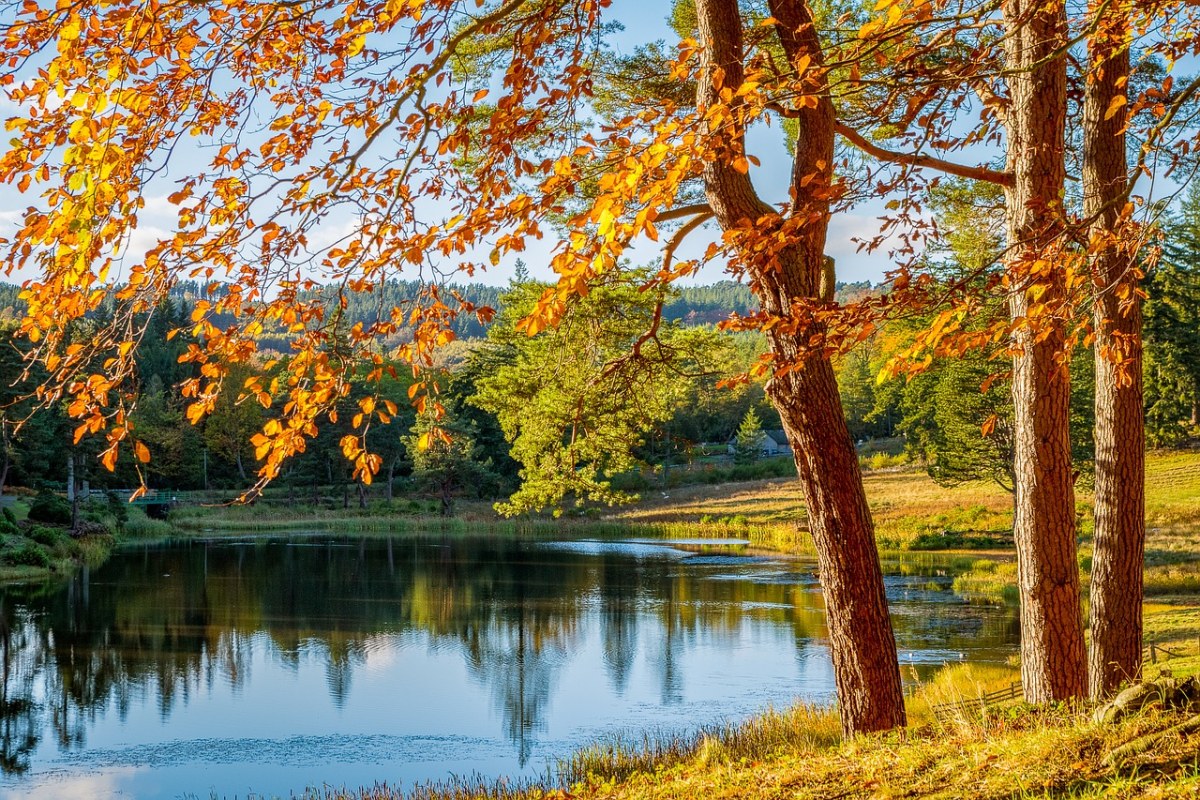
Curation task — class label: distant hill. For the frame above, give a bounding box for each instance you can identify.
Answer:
[0,277,878,344]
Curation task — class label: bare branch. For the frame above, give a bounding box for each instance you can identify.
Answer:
[835,122,1014,186]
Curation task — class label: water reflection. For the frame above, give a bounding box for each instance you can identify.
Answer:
[0,536,1017,798]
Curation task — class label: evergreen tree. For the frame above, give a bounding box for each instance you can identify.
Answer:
[734,408,766,465]
[472,273,719,515]
[406,407,494,516]
[1148,187,1200,444]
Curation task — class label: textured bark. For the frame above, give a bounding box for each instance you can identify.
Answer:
[696,0,905,735]
[1001,0,1087,702]
[1084,5,1144,699]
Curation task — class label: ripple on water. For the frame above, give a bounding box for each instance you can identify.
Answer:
[50,734,509,771]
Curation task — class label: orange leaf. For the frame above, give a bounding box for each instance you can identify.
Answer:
[981,414,998,438]
[135,442,151,463]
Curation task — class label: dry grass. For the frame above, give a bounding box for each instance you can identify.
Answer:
[300,701,1200,800]
[609,467,1018,552]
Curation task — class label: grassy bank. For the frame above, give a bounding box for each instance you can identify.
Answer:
[292,687,1200,799]
[0,495,175,583]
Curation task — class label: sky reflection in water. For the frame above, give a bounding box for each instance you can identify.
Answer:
[0,535,1017,799]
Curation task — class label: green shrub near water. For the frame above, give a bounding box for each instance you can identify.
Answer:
[1,541,51,568]
[121,512,175,539]
[27,490,72,525]
[0,508,17,537]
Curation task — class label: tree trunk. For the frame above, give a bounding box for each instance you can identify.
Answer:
[768,360,906,732]
[387,462,396,502]
[696,0,905,735]
[236,450,247,482]
[1084,3,1143,699]
[358,482,368,509]
[1002,0,1087,702]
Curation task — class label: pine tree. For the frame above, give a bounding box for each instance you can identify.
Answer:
[734,408,766,465]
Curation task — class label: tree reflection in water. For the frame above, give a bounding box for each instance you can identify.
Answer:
[0,536,1018,778]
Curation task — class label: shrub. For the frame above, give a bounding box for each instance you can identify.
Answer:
[0,508,17,537]
[28,525,83,557]
[27,525,63,547]
[27,490,72,525]
[121,513,174,539]
[2,542,51,569]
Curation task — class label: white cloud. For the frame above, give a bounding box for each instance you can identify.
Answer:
[0,767,144,800]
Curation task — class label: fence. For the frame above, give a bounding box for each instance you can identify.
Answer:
[930,681,1022,724]
[929,640,1188,723]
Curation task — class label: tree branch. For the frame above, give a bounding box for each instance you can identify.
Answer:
[835,122,1014,186]
[663,210,715,274]
[655,203,715,223]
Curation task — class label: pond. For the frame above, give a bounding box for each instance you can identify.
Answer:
[0,535,1017,799]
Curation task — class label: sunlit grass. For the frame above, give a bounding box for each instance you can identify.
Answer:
[292,702,1200,800]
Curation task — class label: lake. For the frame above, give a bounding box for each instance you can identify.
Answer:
[0,535,1018,799]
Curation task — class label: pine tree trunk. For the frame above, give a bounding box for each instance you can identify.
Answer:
[767,359,906,732]
[1084,4,1143,698]
[1002,0,1087,702]
[696,0,905,734]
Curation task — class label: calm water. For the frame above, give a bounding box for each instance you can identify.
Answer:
[0,535,1018,799]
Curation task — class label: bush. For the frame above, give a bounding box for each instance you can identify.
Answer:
[2,542,51,569]
[608,470,651,492]
[27,525,83,557]
[121,513,174,539]
[27,525,63,547]
[27,490,72,525]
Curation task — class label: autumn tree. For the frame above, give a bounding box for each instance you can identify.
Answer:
[0,0,915,733]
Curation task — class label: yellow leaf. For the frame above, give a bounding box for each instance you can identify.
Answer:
[346,33,368,58]
[1104,95,1126,121]
[135,441,150,463]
